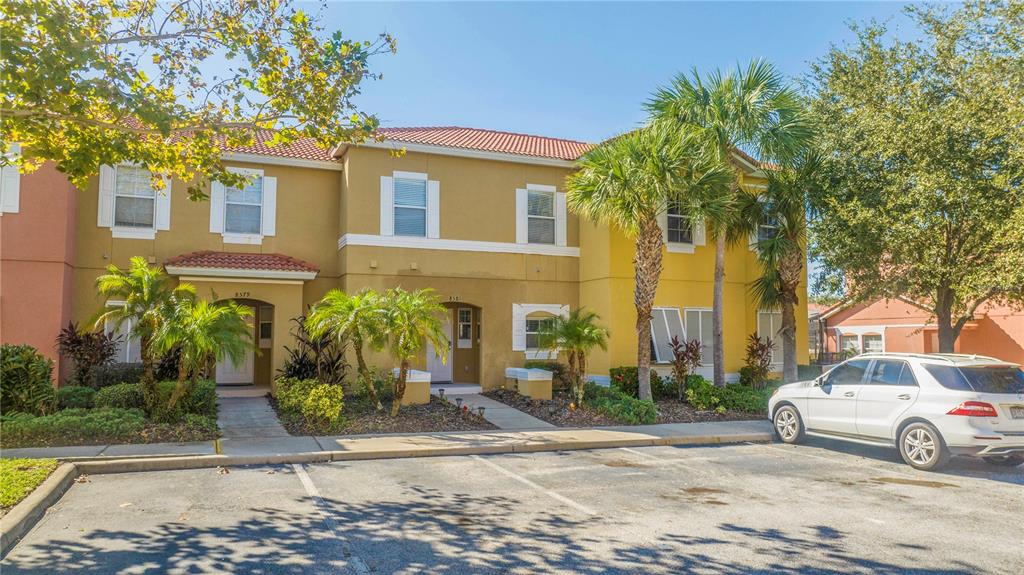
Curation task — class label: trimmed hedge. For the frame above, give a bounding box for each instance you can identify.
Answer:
[57,386,96,409]
[93,363,145,388]
[584,383,657,425]
[95,382,145,410]
[609,366,675,400]
[154,380,217,419]
[0,408,147,447]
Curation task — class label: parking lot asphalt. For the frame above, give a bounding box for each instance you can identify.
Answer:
[3,437,1021,574]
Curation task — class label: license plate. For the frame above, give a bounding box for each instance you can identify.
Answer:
[1010,406,1024,419]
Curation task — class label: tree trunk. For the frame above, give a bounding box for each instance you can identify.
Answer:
[139,333,159,410]
[390,360,409,416]
[779,251,803,383]
[575,351,587,405]
[167,362,194,411]
[634,219,664,401]
[712,232,726,387]
[566,351,578,402]
[935,289,958,353]
[353,338,382,411]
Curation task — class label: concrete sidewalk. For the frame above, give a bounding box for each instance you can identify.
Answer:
[454,394,556,430]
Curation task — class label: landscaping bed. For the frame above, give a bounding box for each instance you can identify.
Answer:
[0,458,58,516]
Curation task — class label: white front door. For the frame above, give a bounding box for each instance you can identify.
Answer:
[426,312,453,383]
[216,305,255,384]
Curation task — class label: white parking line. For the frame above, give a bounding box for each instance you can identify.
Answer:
[471,455,597,516]
[292,464,372,575]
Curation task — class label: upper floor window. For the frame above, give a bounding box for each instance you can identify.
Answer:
[527,189,556,244]
[114,166,156,229]
[393,176,427,237]
[667,201,693,244]
[209,167,277,244]
[757,202,780,242]
[0,142,22,214]
[225,175,263,234]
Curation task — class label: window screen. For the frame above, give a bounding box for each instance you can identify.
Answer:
[527,189,555,244]
[225,175,263,234]
[114,166,155,228]
[684,309,713,363]
[667,202,693,244]
[393,178,427,236]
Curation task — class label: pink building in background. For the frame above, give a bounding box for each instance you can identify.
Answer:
[817,297,1024,365]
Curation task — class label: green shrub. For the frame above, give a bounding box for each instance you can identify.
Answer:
[609,366,674,400]
[0,344,56,415]
[147,413,220,442]
[276,377,318,413]
[57,386,96,409]
[584,383,657,425]
[524,361,570,389]
[684,377,724,413]
[300,384,345,431]
[55,322,119,388]
[683,376,771,414]
[94,383,145,410]
[150,380,217,422]
[93,363,144,388]
[0,408,147,448]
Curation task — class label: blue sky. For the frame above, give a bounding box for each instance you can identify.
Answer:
[321,1,918,143]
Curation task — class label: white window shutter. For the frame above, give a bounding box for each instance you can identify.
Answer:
[209,181,225,233]
[657,209,668,243]
[380,176,394,236]
[515,188,528,244]
[694,217,706,245]
[0,164,19,215]
[427,179,440,239]
[154,174,172,230]
[97,165,116,227]
[555,192,567,247]
[511,304,527,351]
[262,176,277,236]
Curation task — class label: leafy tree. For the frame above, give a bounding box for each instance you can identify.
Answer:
[1,0,394,199]
[737,155,820,382]
[306,289,387,410]
[378,288,449,416]
[94,256,195,406]
[648,59,812,387]
[566,123,732,400]
[153,292,253,410]
[807,1,1024,352]
[538,308,610,405]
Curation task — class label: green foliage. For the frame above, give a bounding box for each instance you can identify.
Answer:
[0,408,147,448]
[55,321,119,388]
[279,315,348,385]
[57,386,96,410]
[669,336,703,399]
[1,0,394,200]
[740,333,774,390]
[584,384,657,425]
[807,1,1024,350]
[609,366,675,401]
[93,363,145,388]
[276,377,318,414]
[685,377,724,413]
[275,377,345,434]
[147,414,219,443]
[524,361,569,389]
[95,383,146,410]
[0,458,58,509]
[151,380,217,422]
[537,308,609,405]
[379,288,450,416]
[685,377,771,414]
[0,344,56,415]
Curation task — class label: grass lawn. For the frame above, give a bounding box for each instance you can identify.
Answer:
[0,458,59,512]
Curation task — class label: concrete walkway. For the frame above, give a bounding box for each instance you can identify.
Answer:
[451,393,556,430]
[215,386,290,439]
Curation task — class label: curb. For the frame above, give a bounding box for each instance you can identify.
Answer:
[0,462,78,558]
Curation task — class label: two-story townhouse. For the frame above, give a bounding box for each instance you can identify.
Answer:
[0,127,807,391]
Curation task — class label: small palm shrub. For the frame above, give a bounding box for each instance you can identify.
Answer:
[57,386,96,409]
[55,322,119,388]
[0,344,56,415]
[94,383,145,410]
[93,363,145,388]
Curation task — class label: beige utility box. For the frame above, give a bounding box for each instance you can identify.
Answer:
[393,368,432,405]
[505,367,553,400]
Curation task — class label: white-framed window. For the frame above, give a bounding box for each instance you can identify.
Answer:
[393,176,428,237]
[511,303,568,356]
[525,314,555,351]
[379,171,439,239]
[667,202,693,244]
[258,305,273,349]
[0,142,21,215]
[104,302,142,363]
[650,307,685,363]
[457,308,473,349]
[209,167,277,244]
[527,188,556,244]
[683,308,714,364]
[758,212,780,242]
[516,184,566,247]
[757,310,784,365]
[862,333,883,353]
[840,334,861,354]
[113,166,156,230]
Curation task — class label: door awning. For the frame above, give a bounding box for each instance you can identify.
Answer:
[164,250,319,281]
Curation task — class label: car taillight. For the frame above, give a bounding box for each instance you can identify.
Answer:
[947,401,998,417]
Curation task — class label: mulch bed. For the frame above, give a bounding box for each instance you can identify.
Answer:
[484,388,762,428]
[271,395,497,436]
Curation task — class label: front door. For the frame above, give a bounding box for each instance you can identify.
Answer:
[426,312,453,383]
[216,304,255,384]
[806,358,870,435]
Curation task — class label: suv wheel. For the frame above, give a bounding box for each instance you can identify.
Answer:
[773,405,805,444]
[982,454,1024,468]
[898,422,950,471]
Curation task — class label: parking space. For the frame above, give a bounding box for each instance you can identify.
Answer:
[3,439,1021,574]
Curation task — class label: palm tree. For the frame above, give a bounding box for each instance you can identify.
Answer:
[379,287,449,416]
[738,155,819,383]
[647,59,812,387]
[153,293,254,410]
[94,256,196,406]
[566,123,732,400]
[306,289,387,410]
[538,308,609,405]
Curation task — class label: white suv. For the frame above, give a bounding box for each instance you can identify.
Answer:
[768,353,1024,470]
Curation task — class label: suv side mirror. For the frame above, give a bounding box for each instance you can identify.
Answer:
[813,376,826,387]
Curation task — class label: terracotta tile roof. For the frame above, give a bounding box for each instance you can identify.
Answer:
[376,126,592,161]
[222,132,337,163]
[165,250,319,273]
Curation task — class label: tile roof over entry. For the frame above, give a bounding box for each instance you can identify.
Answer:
[165,251,319,273]
[376,126,593,161]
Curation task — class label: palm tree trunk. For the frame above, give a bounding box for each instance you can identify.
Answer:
[576,351,588,405]
[353,338,382,411]
[139,333,159,409]
[712,232,726,388]
[566,351,578,400]
[391,360,409,416]
[779,252,803,383]
[635,219,664,401]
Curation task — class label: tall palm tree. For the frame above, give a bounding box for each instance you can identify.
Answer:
[738,155,819,383]
[379,287,449,416]
[566,123,733,400]
[94,256,196,406]
[538,308,609,405]
[153,293,254,410]
[647,59,812,387]
[306,289,388,410]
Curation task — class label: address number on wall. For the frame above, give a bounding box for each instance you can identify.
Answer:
[448,296,461,302]
[235,292,250,298]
